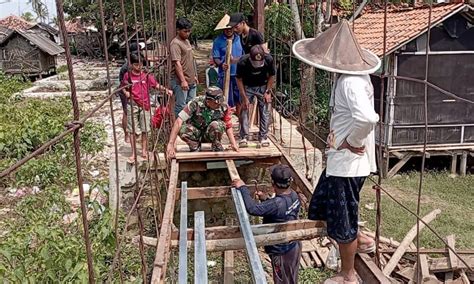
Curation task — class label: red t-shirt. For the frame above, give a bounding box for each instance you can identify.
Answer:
[121,71,157,110]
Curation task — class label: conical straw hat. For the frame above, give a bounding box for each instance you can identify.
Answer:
[292,19,381,75]
[214,14,231,31]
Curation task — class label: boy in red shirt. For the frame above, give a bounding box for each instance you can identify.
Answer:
[122,54,172,163]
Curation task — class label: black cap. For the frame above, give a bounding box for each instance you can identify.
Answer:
[250,45,265,68]
[228,13,246,27]
[205,86,223,101]
[270,164,293,188]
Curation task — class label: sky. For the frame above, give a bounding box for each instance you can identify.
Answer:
[0,0,57,23]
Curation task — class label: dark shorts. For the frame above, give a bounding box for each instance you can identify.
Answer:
[308,169,366,244]
[269,241,302,284]
[118,91,128,113]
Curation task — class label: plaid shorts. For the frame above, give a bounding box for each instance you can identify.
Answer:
[308,170,366,244]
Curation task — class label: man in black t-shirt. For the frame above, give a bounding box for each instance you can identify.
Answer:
[236,45,275,147]
[232,164,302,284]
[229,13,264,54]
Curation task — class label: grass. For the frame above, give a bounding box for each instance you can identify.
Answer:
[360,171,474,249]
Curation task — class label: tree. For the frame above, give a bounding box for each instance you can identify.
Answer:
[28,0,49,23]
[21,12,34,22]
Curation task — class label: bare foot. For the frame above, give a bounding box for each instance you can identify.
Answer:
[127,155,135,164]
[141,151,149,160]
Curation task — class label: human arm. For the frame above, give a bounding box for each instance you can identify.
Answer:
[174,61,189,90]
[264,75,275,103]
[232,179,277,217]
[344,79,379,149]
[121,73,131,98]
[236,77,248,110]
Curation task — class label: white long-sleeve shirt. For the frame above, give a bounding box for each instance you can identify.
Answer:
[326,74,379,177]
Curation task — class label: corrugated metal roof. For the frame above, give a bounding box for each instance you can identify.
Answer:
[352,3,468,56]
[18,30,64,56]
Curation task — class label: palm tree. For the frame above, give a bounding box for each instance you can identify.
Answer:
[21,12,35,22]
[28,0,49,23]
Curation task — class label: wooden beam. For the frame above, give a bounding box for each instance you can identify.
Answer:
[254,0,265,34]
[151,160,179,284]
[460,151,468,176]
[139,227,326,252]
[430,256,474,273]
[165,0,175,47]
[176,184,271,200]
[223,219,234,284]
[354,253,392,284]
[178,182,188,284]
[380,248,474,254]
[387,153,414,178]
[231,187,267,283]
[450,154,457,175]
[447,235,458,270]
[269,136,314,199]
[194,211,208,284]
[417,254,431,282]
[383,209,441,276]
[171,219,325,241]
[175,147,281,162]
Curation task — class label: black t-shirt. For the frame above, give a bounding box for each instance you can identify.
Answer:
[236,54,275,87]
[241,28,264,54]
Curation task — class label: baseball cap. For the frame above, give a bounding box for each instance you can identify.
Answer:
[250,45,265,68]
[228,13,246,27]
[205,86,224,102]
[270,164,293,188]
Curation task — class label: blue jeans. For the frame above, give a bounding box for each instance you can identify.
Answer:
[240,85,269,141]
[218,76,240,107]
[171,77,197,116]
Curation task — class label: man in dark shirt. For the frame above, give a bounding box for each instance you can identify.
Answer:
[236,44,275,147]
[228,13,264,54]
[232,164,302,284]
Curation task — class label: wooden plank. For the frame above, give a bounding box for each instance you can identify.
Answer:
[387,153,414,178]
[171,219,326,241]
[418,254,431,282]
[178,182,188,284]
[354,253,392,284]
[460,151,467,176]
[179,162,207,172]
[226,160,240,180]
[446,235,458,270]
[151,160,179,284]
[223,219,234,284]
[380,248,474,254]
[310,251,322,268]
[311,239,330,266]
[175,146,281,162]
[383,209,442,276]
[194,211,208,284]
[450,154,457,175]
[139,226,326,252]
[430,256,474,273]
[175,184,271,200]
[302,253,313,268]
[269,136,314,199]
[231,187,267,284]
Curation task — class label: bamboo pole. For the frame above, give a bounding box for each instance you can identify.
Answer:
[223,38,233,104]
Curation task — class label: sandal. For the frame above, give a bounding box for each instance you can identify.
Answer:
[260,138,270,147]
[239,138,248,148]
[324,274,360,284]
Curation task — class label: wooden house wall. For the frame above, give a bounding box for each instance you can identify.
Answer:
[0,34,41,75]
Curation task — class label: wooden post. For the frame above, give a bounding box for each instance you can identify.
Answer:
[194,211,208,284]
[460,151,467,176]
[254,0,265,34]
[178,182,188,284]
[450,154,457,175]
[223,219,234,284]
[223,39,233,104]
[166,0,176,47]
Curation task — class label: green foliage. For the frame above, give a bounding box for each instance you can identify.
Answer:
[21,12,35,22]
[57,65,68,73]
[299,268,335,283]
[265,3,294,40]
[0,187,142,282]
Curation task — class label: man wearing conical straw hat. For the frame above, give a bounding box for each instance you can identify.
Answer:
[293,19,380,284]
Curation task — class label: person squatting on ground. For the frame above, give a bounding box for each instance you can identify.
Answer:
[212,14,244,109]
[166,87,239,159]
[236,44,275,147]
[118,42,147,143]
[293,20,380,284]
[232,164,301,284]
[170,17,198,116]
[121,53,172,163]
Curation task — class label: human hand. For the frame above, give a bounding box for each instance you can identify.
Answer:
[230,143,239,152]
[222,63,229,71]
[124,90,131,98]
[166,89,173,96]
[256,190,269,201]
[232,179,245,188]
[166,143,176,161]
[241,97,249,110]
[338,139,365,156]
[264,91,272,103]
[181,81,189,91]
[327,130,335,149]
[194,76,199,84]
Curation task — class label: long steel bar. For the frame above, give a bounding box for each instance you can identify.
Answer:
[194,211,208,284]
[231,188,267,284]
[178,182,188,284]
[54,0,95,281]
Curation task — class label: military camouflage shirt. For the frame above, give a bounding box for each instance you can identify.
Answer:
[178,96,232,130]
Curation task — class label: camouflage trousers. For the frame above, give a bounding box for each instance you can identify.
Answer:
[179,121,226,151]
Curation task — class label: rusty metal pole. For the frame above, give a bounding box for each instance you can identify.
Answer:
[54,0,95,282]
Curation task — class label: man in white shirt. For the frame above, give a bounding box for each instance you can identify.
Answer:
[293,20,381,284]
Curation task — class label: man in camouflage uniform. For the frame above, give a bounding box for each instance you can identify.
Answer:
[166,87,239,158]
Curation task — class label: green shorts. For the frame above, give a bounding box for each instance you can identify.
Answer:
[127,104,151,135]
